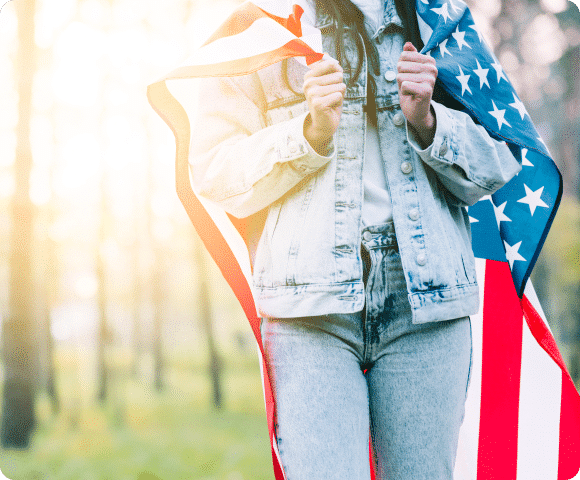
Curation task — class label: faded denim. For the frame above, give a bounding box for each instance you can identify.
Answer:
[261,223,472,479]
[189,6,521,324]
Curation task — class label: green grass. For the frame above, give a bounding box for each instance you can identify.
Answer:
[0,354,275,480]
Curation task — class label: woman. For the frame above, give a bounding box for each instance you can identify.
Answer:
[190,0,521,478]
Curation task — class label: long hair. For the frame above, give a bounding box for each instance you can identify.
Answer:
[314,0,424,85]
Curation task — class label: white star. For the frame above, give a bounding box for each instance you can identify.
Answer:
[469,24,483,42]
[439,38,452,58]
[504,241,526,270]
[456,65,472,96]
[469,215,479,223]
[537,136,549,153]
[492,201,511,229]
[491,60,508,84]
[521,148,533,167]
[509,93,528,120]
[473,60,490,89]
[432,3,452,23]
[452,26,471,50]
[420,0,429,4]
[489,100,511,131]
[517,184,549,216]
[449,0,465,14]
[480,195,493,203]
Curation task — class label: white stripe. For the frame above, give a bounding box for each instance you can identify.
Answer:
[516,319,562,480]
[454,257,486,480]
[179,18,299,68]
[524,280,553,334]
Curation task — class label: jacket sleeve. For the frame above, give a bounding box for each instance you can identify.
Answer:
[189,75,335,219]
[406,100,522,206]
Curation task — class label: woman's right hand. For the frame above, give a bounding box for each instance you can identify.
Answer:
[303,57,346,154]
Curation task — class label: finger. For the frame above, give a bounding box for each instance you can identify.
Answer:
[305,58,343,79]
[399,81,432,98]
[310,91,345,110]
[397,61,438,77]
[396,73,436,88]
[398,50,436,65]
[307,82,347,99]
[403,42,418,53]
[303,71,344,90]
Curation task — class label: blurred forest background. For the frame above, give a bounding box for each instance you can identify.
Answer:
[0,0,579,479]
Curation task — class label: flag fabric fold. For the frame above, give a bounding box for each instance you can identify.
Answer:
[147,1,580,478]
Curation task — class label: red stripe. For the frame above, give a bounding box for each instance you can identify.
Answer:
[520,296,580,479]
[521,298,580,479]
[203,3,304,46]
[558,378,580,480]
[477,260,523,479]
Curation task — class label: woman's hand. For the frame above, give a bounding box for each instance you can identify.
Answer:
[303,57,346,154]
[397,42,438,147]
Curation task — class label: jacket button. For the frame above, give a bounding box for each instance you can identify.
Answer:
[400,161,413,174]
[363,231,373,242]
[393,112,405,127]
[384,70,396,82]
[416,253,427,266]
[408,208,419,221]
[439,142,449,156]
[288,140,299,154]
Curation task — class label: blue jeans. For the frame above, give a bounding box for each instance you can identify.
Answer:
[261,223,472,479]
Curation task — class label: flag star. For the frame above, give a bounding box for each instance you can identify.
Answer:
[439,38,453,58]
[521,148,533,167]
[517,184,549,216]
[489,100,511,131]
[509,93,528,120]
[491,60,508,84]
[504,240,526,270]
[480,195,493,203]
[537,136,549,153]
[492,201,511,229]
[473,60,490,89]
[432,3,452,23]
[469,215,479,223]
[449,0,465,14]
[452,26,471,50]
[420,0,429,4]
[456,65,472,96]
[469,24,482,42]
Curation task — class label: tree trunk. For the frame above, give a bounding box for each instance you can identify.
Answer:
[1,0,38,449]
[195,243,223,409]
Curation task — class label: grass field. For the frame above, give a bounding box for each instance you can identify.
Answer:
[0,350,275,480]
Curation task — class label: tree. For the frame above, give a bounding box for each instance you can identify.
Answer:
[1,0,38,449]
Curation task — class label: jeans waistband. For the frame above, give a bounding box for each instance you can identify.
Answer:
[361,222,398,251]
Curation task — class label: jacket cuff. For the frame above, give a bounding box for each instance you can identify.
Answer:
[406,100,455,164]
[277,111,335,174]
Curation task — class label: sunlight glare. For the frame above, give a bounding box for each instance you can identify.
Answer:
[53,21,104,107]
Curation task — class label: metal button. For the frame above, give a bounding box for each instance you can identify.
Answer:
[288,140,299,154]
[393,112,405,127]
[400,161,413,174]
[384,70,397,82]
[363,231,373,242]
[439,142,449,156]
[416,253,427,266]
[408,208,420,221]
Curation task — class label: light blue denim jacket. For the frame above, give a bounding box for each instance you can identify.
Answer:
[189,7,521,324]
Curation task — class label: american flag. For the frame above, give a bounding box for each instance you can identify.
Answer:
[147,1,580,478]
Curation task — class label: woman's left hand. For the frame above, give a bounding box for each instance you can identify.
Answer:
[397,42,438,146]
